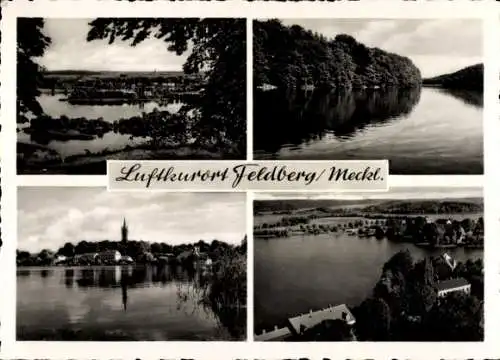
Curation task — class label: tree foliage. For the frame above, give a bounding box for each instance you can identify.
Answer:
[17,18,52,123]
[353,250,483,341]
[253,19,421,89]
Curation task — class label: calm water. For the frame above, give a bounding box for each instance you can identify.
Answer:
[18,94,184,157]
[17,265,245,341]
[253,87,483,175]
[254,232,483,333]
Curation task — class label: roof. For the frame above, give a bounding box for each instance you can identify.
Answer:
[436,278,470,291]
[255,327,292,341]
[287,304,355,335]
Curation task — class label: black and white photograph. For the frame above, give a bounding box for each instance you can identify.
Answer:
[254,187,484,341]
[17,18,246,175]
[253,19,483,175]
[16,188,247,341]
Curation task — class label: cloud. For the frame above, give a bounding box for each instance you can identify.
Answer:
[255,187,483,200]
[18,188,246,253]
[37,19,189,71]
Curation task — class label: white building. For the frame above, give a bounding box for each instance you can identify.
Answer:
[436,278,471,298]
[97,250,122,263]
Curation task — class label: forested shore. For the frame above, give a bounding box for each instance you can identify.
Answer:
[253,19,422,90]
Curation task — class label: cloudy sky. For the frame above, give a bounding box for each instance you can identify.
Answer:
[36,19,189,71]
[18,188,246,253]
[255,187,482,201]
[279,19,482,78]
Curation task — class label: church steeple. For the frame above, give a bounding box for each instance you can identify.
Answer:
[121,217,128,243]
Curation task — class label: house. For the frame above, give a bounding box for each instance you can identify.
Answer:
[287,304,356,336]
[74,252,98,265]
[204,257,213,267]
[121,255,134,264]
[176,250,193,262]
[255,326,292,341]
[436,278,471,298]
[97,250,122,264]
[443,253,457,271]
[54,255,67,265]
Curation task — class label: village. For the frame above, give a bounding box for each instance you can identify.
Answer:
[40,71,208,105]
[16,218,224,269]
[254,214,484,249]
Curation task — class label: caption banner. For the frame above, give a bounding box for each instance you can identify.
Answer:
[107,160,389,192]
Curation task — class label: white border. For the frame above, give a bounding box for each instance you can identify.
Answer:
[1,1,497,359]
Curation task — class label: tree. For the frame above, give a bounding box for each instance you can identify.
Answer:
[58,242,75,257]
[355,297,392,340]
[422,293,483,341]
[86,18,246,157]
[17,18,51,124]
[383,249,414,278]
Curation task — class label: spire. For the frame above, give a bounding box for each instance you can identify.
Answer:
[121,217,128,243]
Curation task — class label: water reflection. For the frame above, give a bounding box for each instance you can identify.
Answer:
[438,88,483,108]
[18,265,245,340]
[254,87,422,153]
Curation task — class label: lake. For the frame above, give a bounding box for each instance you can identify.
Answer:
[254,232,483,334]
[253,87,483,175]
[17,265,245,341]
[18,94,184,157]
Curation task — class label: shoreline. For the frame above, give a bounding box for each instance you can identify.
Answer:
[18,141,241,175]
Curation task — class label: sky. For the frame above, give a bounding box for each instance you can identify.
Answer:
[18,188,246,253]
[279,19,482,78]
[255,187,483,201]
[36,19,190,72]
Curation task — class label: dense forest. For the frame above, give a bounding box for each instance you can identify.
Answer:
[253,19,422,89]
[254,199,483,216]
[423,64,483,91]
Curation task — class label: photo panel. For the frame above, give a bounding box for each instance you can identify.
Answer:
[0,0,496,358]
[253,187,484,341]
[16,188,247,341]
[17,17,247,175]
[252,18,483,175]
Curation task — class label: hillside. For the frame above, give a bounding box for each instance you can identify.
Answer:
[43,70,186,79]
[254,198,483,215]
[254,199,374,214]
[361,198,483,214]
[423,64,483,90]
[254,19,422,89]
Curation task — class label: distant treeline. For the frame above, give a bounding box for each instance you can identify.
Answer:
[254,19,422,89]
[17,238,246,267]
[423,64,483,91]
[362,200,483,215]
[254,199,483,216]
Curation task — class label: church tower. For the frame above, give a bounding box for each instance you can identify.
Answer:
[121,218,128,244]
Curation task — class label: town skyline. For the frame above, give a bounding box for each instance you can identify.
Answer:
[18,188,246,253]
